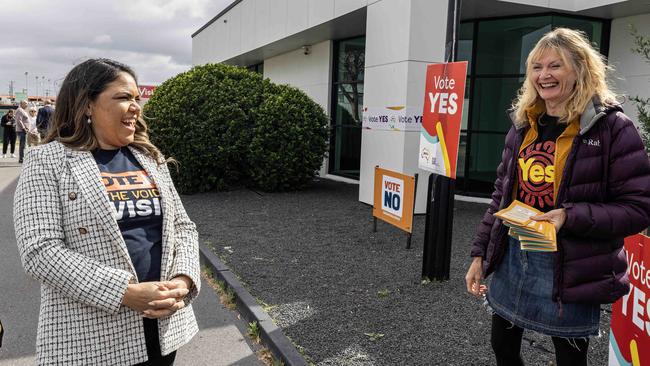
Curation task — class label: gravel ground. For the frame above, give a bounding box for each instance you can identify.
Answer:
[182,178,612,366]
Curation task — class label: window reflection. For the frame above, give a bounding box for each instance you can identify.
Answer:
[457,15,605,195]
[330,37,366,179]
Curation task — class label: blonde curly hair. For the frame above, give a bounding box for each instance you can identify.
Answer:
[511,27,619,127]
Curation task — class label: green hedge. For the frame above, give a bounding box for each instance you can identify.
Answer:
[143,63,329,193]
[248,83,329,191]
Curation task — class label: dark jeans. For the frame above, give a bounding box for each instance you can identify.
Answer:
[17,131,26,162]
[2,128,15,154]
[134,318,176,366]
[491,314,589,366]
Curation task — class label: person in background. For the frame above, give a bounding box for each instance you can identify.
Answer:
[14,58,200,365]
[36,98,54,137]
[14,100,29,163]
[26,107,41,147]
[465,28,650,366]
[1,109,16,158]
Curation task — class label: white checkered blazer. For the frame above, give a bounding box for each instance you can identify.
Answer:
[14,141,201,365]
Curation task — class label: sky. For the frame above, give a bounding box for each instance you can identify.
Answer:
[1,0,233,97]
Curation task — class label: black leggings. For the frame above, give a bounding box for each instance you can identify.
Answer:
[2,128,15,154]
[491,314,589,366]
[134,318,177,366]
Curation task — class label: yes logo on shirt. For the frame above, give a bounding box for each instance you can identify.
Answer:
[517,141,556,210]
[101,170,161,221]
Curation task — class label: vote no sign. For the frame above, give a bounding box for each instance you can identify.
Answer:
[609,233,650,366]
[373,167,415,233]
[418,61,468,178]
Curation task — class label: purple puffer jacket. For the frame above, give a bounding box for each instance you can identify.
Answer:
[471,97,650,304]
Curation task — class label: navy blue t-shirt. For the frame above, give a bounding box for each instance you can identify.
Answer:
[93,147,163,282]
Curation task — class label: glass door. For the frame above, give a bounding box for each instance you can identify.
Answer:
[329,36,365,179]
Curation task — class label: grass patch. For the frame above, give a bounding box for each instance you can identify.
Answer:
[257,348,285,366]
[257,299,278,313]
[221,287,236,310]
[202,265,213,278]
[247,320,261,343]
[377,289,390,298]
[202,267,237,310]
[364,332,385,341]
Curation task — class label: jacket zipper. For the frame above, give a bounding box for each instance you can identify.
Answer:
[554,136,579,308]
[493,129,525,269]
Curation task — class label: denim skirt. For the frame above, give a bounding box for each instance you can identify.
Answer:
[487,236,600,338]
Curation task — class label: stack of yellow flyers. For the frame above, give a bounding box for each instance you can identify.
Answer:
[494,200,557,252]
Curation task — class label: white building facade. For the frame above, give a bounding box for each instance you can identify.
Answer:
[192,0,650,212]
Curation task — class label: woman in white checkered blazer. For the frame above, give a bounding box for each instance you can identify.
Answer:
[14,59,201,365]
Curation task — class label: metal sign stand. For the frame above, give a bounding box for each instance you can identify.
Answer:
[421,0,461,280]
[422,174,455,280]
[406,173,419,249]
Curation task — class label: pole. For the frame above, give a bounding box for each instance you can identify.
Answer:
[405,173,419,249]
[421,0,461,281]
[373,165,379,233]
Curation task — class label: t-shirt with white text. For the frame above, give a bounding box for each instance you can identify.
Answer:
[93,147,163,282]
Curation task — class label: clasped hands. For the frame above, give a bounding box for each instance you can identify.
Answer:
[122,275,192,319]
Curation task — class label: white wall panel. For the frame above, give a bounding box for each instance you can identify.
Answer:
[359,61,438,210]
[254,0,271,47]
[546,0,575,11]
[359,0,448,211]
[500,0,626,11]
[227,5,242,56]
[302,84,330,112]
[358,129,408,203]
[405,61,430,107]
[408,0,448,62]
[286,0,309,36]
[263,40,333,179]
[403,60,435,212]
[574,0,627,10]
[309,0,336,27]
[363,63,410,107]
[240,0,257,53]
[365,0,411,68]
[268,0,288,43]
[264,41,332,113]
[610,13,650,127]
[334,0,367,18]
[194,0,364,64]
[499,0,551,7]
[214,19,228,62]
[401,130,429,213]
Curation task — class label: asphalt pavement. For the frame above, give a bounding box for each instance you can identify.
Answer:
[0,154,261,366]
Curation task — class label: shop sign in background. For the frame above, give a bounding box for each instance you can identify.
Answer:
[418,61,467,179]
[14,92,27,102]
[138,85,157,101]
[609,233,650,366]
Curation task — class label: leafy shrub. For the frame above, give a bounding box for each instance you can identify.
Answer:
[247,83,329,191]
[143,63,328,193]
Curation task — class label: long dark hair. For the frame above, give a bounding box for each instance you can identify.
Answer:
[45,58,162,161]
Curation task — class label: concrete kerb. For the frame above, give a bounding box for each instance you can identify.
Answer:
[199,244,308,366]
